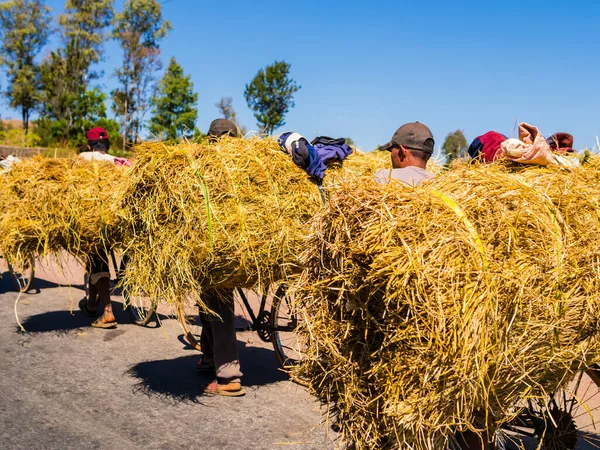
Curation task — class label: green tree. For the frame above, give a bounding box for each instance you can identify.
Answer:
[36,88,121,148]
[442,129,468,163]
[112,0,171,147]
[39,0,114,141]
[149,57,198,141]
[0,0,52,134]
[244,60,300,135]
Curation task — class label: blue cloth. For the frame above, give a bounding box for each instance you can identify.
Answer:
[278,133,353,180]
[278,132,327,180]
[312,141,353,165]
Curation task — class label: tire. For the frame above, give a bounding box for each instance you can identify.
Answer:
[7,257,35,293]
[502,366,600,449]
[124,291,157,327]
[118,257,157,327]
[270,284,308,386]
[176,301,202,351]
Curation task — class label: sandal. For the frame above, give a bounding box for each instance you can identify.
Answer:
[91,316,117,329]
[78,298,98,317]
[203,380,246,397]
[196,357,215,372]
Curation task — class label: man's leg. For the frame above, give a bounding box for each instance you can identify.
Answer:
[199,296,215,367]
[87,279,98,310]
[89,250,116,328]
[95,276,115,323]
[201,289,243,395]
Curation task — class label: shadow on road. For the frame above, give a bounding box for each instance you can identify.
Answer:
[0,271,87,295]
[128,340,288,404]
[18,300,131,334]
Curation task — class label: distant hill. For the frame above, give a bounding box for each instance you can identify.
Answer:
[2,119,24,129]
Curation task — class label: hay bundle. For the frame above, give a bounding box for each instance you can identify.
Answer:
[295,163,600,449]
[118,138,398,308]
[118,137,324,307]
[0,156,125,265]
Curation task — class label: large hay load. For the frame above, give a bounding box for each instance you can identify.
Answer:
[118,138,321,307]
[0,156,125,265]
[295,161,600,449]
[117,138,392,309]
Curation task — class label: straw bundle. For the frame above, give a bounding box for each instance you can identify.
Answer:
[118,137,324,307]
[0,156,125,265]
[295,162,600,449]
[117,138,399,308]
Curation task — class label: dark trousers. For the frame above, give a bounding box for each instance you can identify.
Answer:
[199,288,243,382]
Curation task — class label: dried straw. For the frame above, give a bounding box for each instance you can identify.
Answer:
[294,160,600,449]
[0,156,125,266]
[118,137,324,308]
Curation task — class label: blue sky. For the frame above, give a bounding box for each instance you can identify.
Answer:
[1,0,600,152]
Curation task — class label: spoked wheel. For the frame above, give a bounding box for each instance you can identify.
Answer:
[176,298,203,351]
[504,367,600,449]
[270,284,308,386]
[124,291,157,327]
[117,257,157,327]
[7,257,35,293]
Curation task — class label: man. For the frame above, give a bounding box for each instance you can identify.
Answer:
[77,127,118,329]
[375,121,435,186]
[207,118,240,140]
[198,118,245,396]
[378,123,490,450]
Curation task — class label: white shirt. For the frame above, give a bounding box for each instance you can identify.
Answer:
[78,151,116,162]
[374,166,434,186]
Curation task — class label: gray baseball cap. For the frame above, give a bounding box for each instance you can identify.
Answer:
[207,119,240,138]
[379,122,435,154]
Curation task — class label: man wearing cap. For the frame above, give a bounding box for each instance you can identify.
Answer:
[77,127,118,328]
[207,118,240,140]
[80,127,116,162]
[197,119,245,396]
[375,122,435,186]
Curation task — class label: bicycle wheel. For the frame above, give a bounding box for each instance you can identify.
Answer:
[112,256,156,327]
[176,299,202,351]
[270,284,308,386]
[503,366,600,450]
[124,291,157,327]
[7,257,35,293]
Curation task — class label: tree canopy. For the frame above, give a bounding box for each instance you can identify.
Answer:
[112,0,171,147]
[244,60,300,135]
[39,0,115,144]
[149,57,197,141]
[0,0,52,133]
[442,130,468,163]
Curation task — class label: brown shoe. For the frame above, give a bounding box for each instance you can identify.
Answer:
[203,380,246,397]
[91,315,117,329]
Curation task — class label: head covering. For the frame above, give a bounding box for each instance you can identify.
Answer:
[379,122,435,154]
[468,131,507,163]
[547,132,574,155]
[207,119,239,138]
[87,127,109,142]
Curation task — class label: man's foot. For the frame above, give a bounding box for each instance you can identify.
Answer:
[203,380,246,397]
[78,298,98,317]
[91,313,117,329]
[196,356,215,372]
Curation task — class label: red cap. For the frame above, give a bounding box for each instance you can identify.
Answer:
[87,127,109,141]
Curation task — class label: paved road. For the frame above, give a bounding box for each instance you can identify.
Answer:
[0,257,338,450]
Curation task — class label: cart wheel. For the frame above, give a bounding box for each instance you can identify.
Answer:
[270,285,308,386]
[506,367,600,449]
[7,257,35,293]
[115,257,157,327]
[124,291,157,327]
